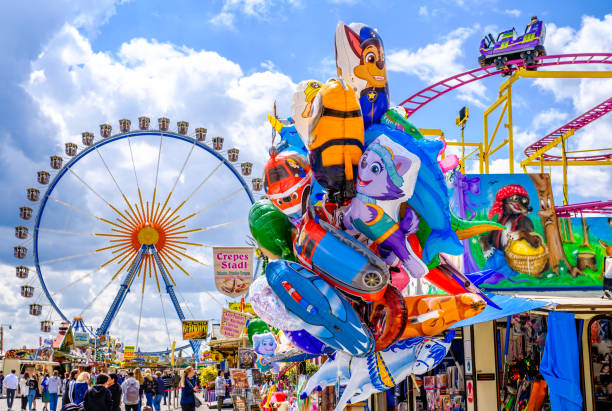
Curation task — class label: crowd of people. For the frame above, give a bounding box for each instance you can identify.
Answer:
[1,367,200,411]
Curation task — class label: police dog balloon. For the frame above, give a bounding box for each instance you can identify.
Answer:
[335,22,389,129]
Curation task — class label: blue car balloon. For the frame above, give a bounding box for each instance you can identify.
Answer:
[266,259,374,357]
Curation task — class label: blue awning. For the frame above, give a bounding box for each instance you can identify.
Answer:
[451,293,551,328]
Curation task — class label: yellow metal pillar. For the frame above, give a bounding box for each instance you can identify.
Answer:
[561,138,568,205]
[506,84,514,173]
[461,126,466,174]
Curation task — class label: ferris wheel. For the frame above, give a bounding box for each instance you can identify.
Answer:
[13,116,263,353]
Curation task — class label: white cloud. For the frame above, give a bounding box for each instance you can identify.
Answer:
[418,6,428,17]
[532,108,569,131]
[503,9,521,18]
[387,26,487,107]
[210,0,300,28]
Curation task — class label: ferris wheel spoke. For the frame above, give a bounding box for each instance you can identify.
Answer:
[136,271,146,350]
[79,275,117,317]
[158,291,172,348]
[52,265,105,294]
[39,250,98,265]
[155,161,224,227]
[67,168,133,224]
[184,275,225,308]
[127,136,141,191]
[37,227,99,237]
[48,196,102,222]
[199,219,248,232]
[193,187,244,218]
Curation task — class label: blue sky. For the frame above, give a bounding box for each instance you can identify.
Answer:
[1,0,611,350]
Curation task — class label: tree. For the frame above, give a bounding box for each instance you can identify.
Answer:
[528,173,582,277]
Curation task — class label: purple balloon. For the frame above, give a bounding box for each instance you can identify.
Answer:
[286,329,328,355]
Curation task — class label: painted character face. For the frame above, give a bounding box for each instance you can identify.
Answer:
[353,40,387,88]
[256,336,277,356]
[356,144,413,200]
[357,150,389,198]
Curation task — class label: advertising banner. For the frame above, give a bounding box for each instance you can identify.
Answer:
[74,331,89,348]
[182,320,209,340]
[213,247,254,297]
[238,348,255,369]
[124,345,135,361]
[452,173,610,290]
[230,369,249,389]
[170,341,176,367]
[219,308,250,338]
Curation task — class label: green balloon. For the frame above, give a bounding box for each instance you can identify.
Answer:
[248,200,296,261]
[247,318,270,345]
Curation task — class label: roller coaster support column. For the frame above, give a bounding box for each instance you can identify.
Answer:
[150,245,200,355]
[483,70,519,174]
[561,137,568,205]
[96,245,146,336]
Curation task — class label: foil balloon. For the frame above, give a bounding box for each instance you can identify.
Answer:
[253,332,280,373]
[357,284,407,351]
[335,21,389,129]
[247,318,271,345]
[264,151,312,224]
[285,329,330,355]
[267,115,308,156]
[248,200,296,261]
[249,275,303,331]
[400,293,486,339]
[266,259,374,357]
[301,332,455,411]
[294,208,389,301]
[306,78,364,204]
[365,123,463,263]
[291,79,324,145]
[343,134,428,278]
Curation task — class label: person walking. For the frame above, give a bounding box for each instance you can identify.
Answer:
[107,374,122,411]
[19,373,29,411]
[171,371,180,407]
[26,373,38,411]
[40,374,49,411]
[61,370,78,407]
[180,367,199,411]
[72,372,90,405]
[3,369,19,410]
[152,372,164,411]
[214,371,226,411]
[46,371,60,411]
[142,371,155,407]
[121,371,140,411]
[134,369,144,411]
[160,371,171,406]
[83,373,112,411]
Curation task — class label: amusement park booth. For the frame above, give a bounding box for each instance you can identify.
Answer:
[2,350,60,376]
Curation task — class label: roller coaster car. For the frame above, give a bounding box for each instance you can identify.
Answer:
[294,208,389,301]
[479,16,546,71]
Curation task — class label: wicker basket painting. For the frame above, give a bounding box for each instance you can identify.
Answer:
[504,237,548,277]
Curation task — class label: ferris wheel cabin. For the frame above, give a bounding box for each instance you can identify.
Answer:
[15,226,28,239]
[138,116,150,130]
[100,123,112,138]
[37,171,50,185]
[29,303,42,316]
[19,206,32,220]
[50,155,63,170]
[212,136,224,151]
[177,121,189,135]
[20,285,34,298]
[119,118,131,133]
[81,132,94,146]
[195,127,207,142]
[14,246,27,259]
[158,117,170,131]
[16,265,29,279]
[227,148,239,162]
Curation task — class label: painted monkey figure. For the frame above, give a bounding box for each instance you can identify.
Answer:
[480,184,542,259]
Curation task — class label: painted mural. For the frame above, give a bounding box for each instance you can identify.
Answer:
[452,173,612,290]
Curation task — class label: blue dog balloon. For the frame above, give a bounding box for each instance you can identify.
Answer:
[364,124,463,263]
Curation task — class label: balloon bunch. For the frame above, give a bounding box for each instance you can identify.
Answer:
[248,22,503,366]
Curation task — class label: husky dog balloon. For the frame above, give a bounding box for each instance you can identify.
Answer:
[335,22,389,129]
[343,135,428,278]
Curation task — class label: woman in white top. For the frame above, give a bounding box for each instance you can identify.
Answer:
[18,373,29,411]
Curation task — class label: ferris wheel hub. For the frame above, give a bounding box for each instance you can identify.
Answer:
[137,225,160,245]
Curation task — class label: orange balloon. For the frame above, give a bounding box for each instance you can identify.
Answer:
[400,293,486,339]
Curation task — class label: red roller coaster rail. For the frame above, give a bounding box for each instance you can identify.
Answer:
[399,53,612,118]
[524,97,612,161]
[554,200,612,217]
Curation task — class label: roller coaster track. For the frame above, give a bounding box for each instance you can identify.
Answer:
[524,97,612,161]
[399,53,612,118]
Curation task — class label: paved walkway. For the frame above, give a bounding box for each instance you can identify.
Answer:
[0,396,220,411]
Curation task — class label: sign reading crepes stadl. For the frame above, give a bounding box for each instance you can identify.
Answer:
[213,246,254,297]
